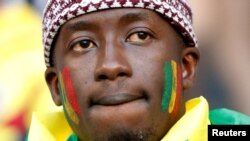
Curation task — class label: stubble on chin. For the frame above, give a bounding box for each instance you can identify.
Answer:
[92,127,156,141]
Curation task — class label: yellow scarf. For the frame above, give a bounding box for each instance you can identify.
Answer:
[27,96,210,141]
[161,96,210,141]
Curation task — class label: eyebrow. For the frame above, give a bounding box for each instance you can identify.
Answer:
[119,12,150,23]
[65,20,98,32]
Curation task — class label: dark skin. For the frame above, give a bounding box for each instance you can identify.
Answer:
[45,8,199,141]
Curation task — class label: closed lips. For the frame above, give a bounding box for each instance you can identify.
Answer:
[91,93,146,106]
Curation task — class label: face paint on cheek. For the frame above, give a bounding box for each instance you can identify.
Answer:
[168,61,182,117]
[161,60,182,116]
[58,67,82,124]
[161,61,173,112]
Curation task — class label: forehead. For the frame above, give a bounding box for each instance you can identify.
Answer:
[61,8,167,32]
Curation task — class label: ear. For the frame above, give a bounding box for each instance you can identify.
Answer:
[45,67,62,106]
[181,47,200,90]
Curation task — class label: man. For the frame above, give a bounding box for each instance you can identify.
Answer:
[27,0,250,141]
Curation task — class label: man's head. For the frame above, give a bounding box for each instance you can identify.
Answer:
[43,0,199,141]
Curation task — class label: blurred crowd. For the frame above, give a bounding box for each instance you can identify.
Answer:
[0,0,249,141]
[187,0,250,115]
[0,0,57,140]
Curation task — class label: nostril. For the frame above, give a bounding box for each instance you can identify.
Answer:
[98,75,108,80]
[118,72,127,77]
[97,72,127,80]
[97,71,129,81]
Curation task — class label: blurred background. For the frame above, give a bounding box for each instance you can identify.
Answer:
[0,0,56,140]
[0,0,249,140]
[186,0,250,116]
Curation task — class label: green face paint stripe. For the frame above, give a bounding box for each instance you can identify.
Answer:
[161,61,173,112]
[60,83,70,121]
[58,73,67,105]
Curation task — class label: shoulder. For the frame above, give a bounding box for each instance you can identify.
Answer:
[209,108,250,125]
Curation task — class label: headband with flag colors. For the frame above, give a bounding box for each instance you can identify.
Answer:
[42,0,198,67]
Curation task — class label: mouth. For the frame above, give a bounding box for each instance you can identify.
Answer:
[91,93,147,107]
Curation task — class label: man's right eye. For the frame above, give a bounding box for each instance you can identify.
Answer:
[71,39,96,53]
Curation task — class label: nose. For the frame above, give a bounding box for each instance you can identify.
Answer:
[94,43,132,81]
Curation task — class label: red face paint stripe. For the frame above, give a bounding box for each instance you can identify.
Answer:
[59,72,79,124]
[171,63,182,118]
[61,67,82,117]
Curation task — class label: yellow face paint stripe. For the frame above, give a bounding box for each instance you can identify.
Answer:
[168,60,177,113]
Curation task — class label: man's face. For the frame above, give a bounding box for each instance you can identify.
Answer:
[46,8,199,141]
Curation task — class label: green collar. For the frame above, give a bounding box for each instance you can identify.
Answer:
[209,108,250,125]
[67,134,78,141]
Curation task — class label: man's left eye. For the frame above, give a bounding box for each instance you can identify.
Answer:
[126,31,151,43]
